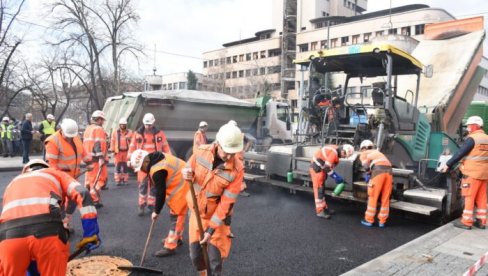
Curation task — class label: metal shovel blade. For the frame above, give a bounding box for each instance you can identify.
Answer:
[117,265,163,274]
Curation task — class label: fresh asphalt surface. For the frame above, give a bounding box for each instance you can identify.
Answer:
[0,167,437,276]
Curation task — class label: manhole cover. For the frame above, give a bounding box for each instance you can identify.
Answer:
[67,255,132,276]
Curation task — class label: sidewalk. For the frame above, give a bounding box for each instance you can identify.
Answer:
[343,221,488,276]
[0,154,42,172]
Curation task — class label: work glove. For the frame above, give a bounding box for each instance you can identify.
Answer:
[328,170,344,184]
[182,168,194,180]
[364,173,371,183]
[78,218,101,251]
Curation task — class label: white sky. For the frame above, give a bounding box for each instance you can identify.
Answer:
[13,0,488,77]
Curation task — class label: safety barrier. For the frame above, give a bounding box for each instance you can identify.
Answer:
[463,250,488,276]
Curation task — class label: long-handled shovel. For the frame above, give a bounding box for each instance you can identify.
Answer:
[68,246,90,262]
[187,180,212,276]
[118,219,163,274]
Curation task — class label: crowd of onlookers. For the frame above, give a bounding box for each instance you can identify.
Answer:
[0,113,55,164]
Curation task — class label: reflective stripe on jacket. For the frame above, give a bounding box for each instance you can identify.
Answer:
[0,168,97,223]
[83,124,107,160]
[110,128,133,153]
[359,149,392,170]
[149,154,188,215]
[128,127,170,157]
[45,130,88,178]
[187,143,244,229]
[461,130,488,179]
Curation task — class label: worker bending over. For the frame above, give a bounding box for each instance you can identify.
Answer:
[310,144,354,219]
[0,160,101,276]
[183,123,244,275]
[359,140,393,227]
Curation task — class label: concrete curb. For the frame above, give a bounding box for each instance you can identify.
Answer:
[0,163,115,173]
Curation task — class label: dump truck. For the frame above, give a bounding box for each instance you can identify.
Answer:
[102,90,292,159]
[244,18,486,221]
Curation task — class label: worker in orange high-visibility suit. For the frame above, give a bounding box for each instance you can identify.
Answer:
[359,139,393,228]
[0,159,101,276]
[45,118,92,232]
[440,116,487,230]
[128,113,171,216]
[110,117,133,186]
[131,150,189,257]
[309,144,354,219]
[183,123,244,276]
[83,110,108,208]
[193,121,208,153]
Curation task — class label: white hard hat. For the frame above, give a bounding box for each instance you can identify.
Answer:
[22,159,49,174]
[216,123,243,154]
[60,119,79,138]
[199,121,208,128]
[47,114,55,120]
[119,117,128,125]
[341,144,355,158]
[228,120,237,126]
[360,139,374,150]
[466,116,483,127]
[2,116,9,122]
[91,110,105,119]
[142,113,155,125]
[130,149,149,172]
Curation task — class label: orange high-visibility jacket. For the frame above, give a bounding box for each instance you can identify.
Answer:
[193,130,208,152]
[0,168,97,224]
[311,145,339,169]
[110,128,133,153]
[461,130,488,179]
[83,124,107,160]
[128,126,170,157]
[359,149,392,169]
[186,144,244,229]
[45,130,89,178]
[149,154,188,215]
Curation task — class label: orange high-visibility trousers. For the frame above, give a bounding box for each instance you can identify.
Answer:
[310,168,328,213]
[188,209,232,275]
[364,172,392,224]
[138,171,156,207]
[0,235,69,276]
[85,161,107,203]
[163,208,188,250]
[460,177,487,227]
[114,151,129,184]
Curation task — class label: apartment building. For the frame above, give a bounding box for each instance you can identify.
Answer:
[144,72,208,91]
[201,2,485,108]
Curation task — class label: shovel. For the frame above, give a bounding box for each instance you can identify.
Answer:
[118,219,163,274]
[68,246,90,262]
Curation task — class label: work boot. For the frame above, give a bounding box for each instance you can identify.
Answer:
[453,220,471,230]
[361,220,373,227]
[154,247,176,257]
[115,182,121,187]
[239,190,251,197]
[378,223,386,228]
[101,185,109,190]
[316,210,331,219]
[474,220,486,230]
[138,206,145,216]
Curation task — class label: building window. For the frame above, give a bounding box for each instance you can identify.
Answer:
[401,27,410,36]
[343,0,347,6]
[232,56,237,63]
[330,38,338,48]
[315,21,324,29]
[209,60,213,67]
[341,36,349,46]
[320,40,328,49]
[352,35,359,44]
[375,31,384,37]
[322,11,326,16]
[232,71,237,78]
[363,32,371,42]
[162,84,167,90]
[388,28,397,35]
[220,58,225,65]
[415,24,425,35]
[311,41,318,50]
[239,54,244,62]
[253,52,259,60]
[268,48,281,57]
[298,43,309,52]
[246,53,251,61]
[226,72,231,79]
[203,61,207,68]
[226,57,231,64]
[260,68,266,75]
[179,82,186,89]
[245,69,251,76]
[252,69,258,76]
[239,70,244,78]
[260,50,266,58]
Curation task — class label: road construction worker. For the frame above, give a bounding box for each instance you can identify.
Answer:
[183,122,244,275]
[228,119,256,197]
[1,116,13,157]
[440,115,487,230]
[45,118,92,232]
[310,144,354,219]
[110,117,133,185]
[39,114,56,159]
[193,121,208,153]
[83,110,108,208]
[0,159,101,276]
[128,112,171,216]
[359,139,393,227]
[131,149,189,257]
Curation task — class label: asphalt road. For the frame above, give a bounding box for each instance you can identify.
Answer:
[0,168,437,276]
